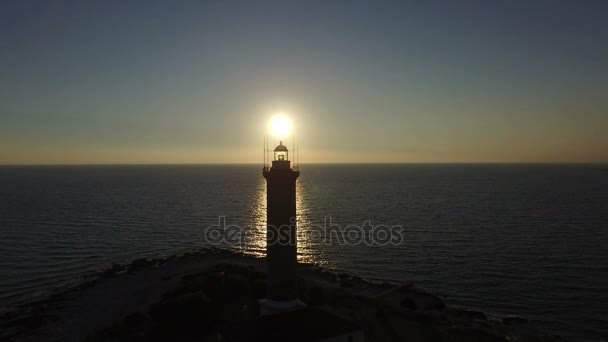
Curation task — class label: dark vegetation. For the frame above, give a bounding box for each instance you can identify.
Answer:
[83,262,563,342]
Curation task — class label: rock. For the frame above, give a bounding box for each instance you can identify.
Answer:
[308,286,325,305]
[396,284,446,311]
[400,298,417,310]
[319,270,337,281]
[20,312,45,331]
[502,316,528,325]
[252,279,266,298]
[129,258,153,271]
[99,264,124,278]
[1,311,18,321]
[150,258,163,267]
[537,334,566,341]
[397,282,415,293]
[351,276,365,287]
[380,282,395,290]
[340,280,354,288]
[454,308,487,321]
[413,292,445,310]
[123,312,147,333]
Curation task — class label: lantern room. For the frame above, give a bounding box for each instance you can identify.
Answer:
[274,141,289,161]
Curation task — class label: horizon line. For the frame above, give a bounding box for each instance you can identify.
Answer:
[1,161,607,167]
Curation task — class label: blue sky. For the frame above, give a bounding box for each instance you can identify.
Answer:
[1,0,607,163]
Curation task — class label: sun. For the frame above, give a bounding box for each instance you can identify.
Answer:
[268,114,293,138]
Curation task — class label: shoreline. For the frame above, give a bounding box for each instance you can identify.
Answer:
[2,248,562,341]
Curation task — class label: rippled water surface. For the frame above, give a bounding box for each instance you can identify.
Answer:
[1,164,607,340]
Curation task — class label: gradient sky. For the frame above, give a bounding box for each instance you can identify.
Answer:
[1,0,607,164]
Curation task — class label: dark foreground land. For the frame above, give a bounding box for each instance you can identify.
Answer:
[1,248,563,341]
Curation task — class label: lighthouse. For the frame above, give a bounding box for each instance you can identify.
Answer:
[260,140,302,314]
[218,133,363,341]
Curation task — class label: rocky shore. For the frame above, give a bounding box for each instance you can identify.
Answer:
[1,248,563,341]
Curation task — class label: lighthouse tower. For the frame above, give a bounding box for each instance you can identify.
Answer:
[261,141,302,314]
[218,138,364,341]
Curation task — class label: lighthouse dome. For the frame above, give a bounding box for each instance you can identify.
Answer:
[274,141,288,152]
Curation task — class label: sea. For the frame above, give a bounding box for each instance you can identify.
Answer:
[0,164,606,341]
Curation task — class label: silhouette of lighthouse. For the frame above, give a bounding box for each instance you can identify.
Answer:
[218,138,364,342]
[260,140,302,314]
[218,138,363,340]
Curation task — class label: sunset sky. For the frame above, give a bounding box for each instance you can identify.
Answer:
[1,1,607,164]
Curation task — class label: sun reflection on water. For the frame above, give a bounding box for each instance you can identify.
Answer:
[244,177,267,257]
[296,179,318,265]
[296,176,335,268]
